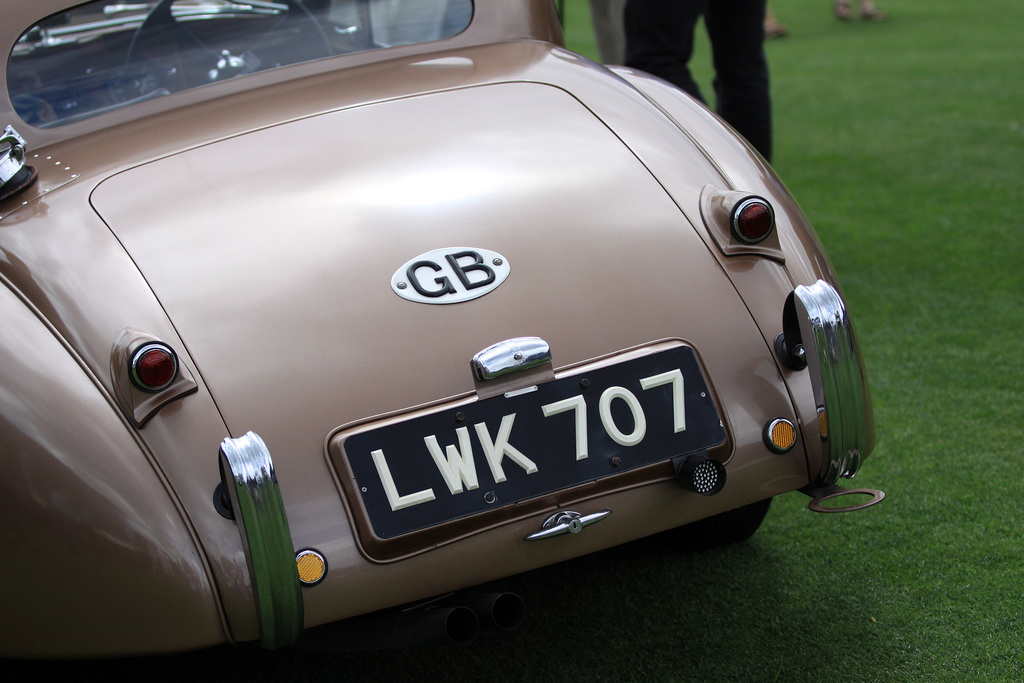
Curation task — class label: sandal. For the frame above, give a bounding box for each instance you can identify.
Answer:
[834,0,853,21]
[764,15,789,38]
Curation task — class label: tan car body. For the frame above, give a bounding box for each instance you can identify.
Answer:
[0,0,877,657]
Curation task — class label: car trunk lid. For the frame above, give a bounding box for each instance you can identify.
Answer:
[91,81,756,480]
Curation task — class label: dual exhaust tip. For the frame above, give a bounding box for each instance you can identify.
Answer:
[298,454,725,652]
[297,592,525,652]
[437,592,526,645]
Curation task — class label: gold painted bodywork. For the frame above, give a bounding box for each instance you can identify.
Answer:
[0,0,872,657]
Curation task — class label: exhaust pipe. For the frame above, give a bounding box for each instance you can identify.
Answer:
[297,604,479,651]
[452,592,526,632]
[295,592,525,651]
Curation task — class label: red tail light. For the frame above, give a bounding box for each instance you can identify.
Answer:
[731,197,775,244]
[130,342,179,392]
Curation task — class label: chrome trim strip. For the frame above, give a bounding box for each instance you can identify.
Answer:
[219,432,303,649]
[791,280,875,482]
[472,337,552,381]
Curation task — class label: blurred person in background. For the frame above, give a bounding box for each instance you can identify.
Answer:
[765,4,788,38]
[624,0,772,162]
[834,0,887,21]
[589,0,627,64]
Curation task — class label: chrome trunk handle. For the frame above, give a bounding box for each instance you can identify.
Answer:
[524,509,611,541]
[471,336,552,381]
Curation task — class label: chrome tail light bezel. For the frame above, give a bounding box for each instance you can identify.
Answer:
[698,184,785,262]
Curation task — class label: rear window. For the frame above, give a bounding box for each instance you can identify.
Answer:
[8,0,473,128]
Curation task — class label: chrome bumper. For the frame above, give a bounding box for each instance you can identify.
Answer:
[784,280,875,483]
[219,432,303,649]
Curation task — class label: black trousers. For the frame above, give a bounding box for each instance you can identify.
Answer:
[624,0,772,162]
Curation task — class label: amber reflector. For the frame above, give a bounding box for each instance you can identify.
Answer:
[130,343,178,392]
[817,407,830,439]
[732,197,775,244]
[765,418,797,453]
[296,549,326,586]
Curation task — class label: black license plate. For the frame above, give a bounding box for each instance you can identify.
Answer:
[343,346,725,539]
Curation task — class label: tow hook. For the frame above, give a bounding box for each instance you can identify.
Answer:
[799,482,885,513]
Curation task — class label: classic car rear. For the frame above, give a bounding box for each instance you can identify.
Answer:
[0,0,881,658]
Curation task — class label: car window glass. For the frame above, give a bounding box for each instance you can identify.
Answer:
[7,0,474,128]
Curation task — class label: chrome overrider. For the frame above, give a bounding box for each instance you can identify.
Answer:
[782,280,875,483]
[219,432,303,649]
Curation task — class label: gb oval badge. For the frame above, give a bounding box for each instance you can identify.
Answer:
[391,247,510,304]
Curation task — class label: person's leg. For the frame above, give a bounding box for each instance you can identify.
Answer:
[589,0,627,64]
[624,0,707,102]
[705,0,772,160]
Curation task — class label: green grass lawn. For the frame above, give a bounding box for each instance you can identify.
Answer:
[10,1,1021,679]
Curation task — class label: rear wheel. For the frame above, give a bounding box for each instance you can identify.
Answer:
[666,498,772,551]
